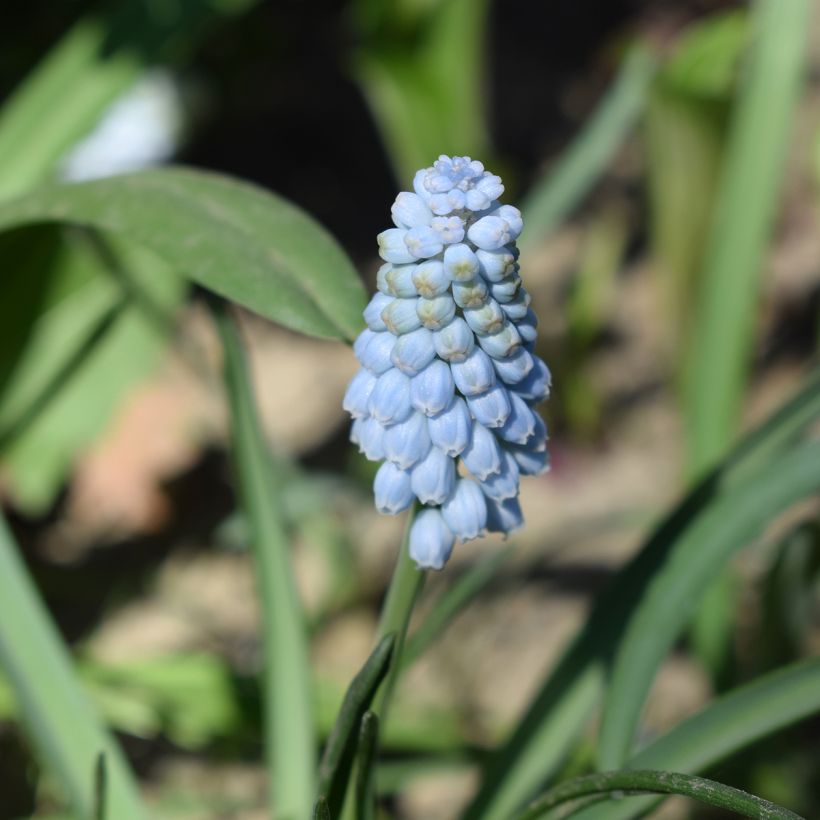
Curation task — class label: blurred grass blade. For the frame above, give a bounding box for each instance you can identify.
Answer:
[317,635,395,817]
[313,797,332,820]
[516,770,801,820]
[94,753,107,820]
[355,712,380,820]
[597,440,820,769]
[520,46,655,248]
[0,513,145,819]
[0,295,126,451]
[403,547,512,668]
[569,658,820,820]
[684,0,811,477]
[0,168,366,341]
[213,304,315,819]
[353,0,490,184]
[464,369,820,820]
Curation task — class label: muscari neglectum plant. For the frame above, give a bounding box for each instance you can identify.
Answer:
[344,155,550,570]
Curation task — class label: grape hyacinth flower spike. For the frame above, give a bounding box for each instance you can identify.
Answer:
[344,155,550,570]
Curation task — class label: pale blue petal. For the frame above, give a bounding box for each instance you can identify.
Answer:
[409,508,455,571]
[384,264,419,298]
[477,322,521,359]
[363,292,392,331]
[373,461,414,514]
[442,478,487,540]
[485,496,524,534]
[343,368,377,418]
[378,228,415,263]
[369,367,413,425]
[416,294,456,330]
[433,317,475,362]
[450,347,496,396]
[383,410,431,469]
[412,260,450,298]
[411,446,456,505]
[463,299,505,335]
[479,449,520,501]
[461,422,502,480]
[466,384,511,428]
[492,348,534,385]
[390,327,437,375]
[358,330,397,374]
[410,359,455,416]
[391,191,433,228]
[427,397,472,456]
[496,391,537,444]
[443,243,480,282]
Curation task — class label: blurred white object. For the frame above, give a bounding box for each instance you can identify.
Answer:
[61,70,184,181]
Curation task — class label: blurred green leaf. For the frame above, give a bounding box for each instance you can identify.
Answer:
[0,168,366,340]
[0,513,145,819]
[313,797,332,820]
[570,657,820,819]
[353,0,490,184]
[0,232,183,513]
[521,46,655,248]
[317,635,395,817]
[464,368,820,820]
[355,712,379,820]
[517,769,801,820]
[597,439,820,769]
[684,0,811,478]
[213,303,315,819]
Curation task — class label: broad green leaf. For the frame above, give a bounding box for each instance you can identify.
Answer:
[0,168,366,341]
[517,770,801,820]
[317,635,395,817]
[570,658,820,819]
[213,303,315,819]
[0,232,183,513]
[597,439,820,768]
[521,46,655,248]
[684,0,811,477]
[463,368,820,820]
[0,512,145,819]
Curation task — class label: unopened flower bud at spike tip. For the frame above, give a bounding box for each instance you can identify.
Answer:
[345,155,551,568]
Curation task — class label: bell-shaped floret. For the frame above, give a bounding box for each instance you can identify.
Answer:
[512,355,551,403]
[358,330,396,374]
[343,368,377,418]
[485,496,524,534]
[369,367,413,425]
[431,216,465,245]
[383,410,431,469]
[378,228,415,263]
[496,391,537,444]
[480,449,520,501]
[409,508,455,571]
[373,461,414,514]
[384,264,419,298]
[412,260,450,298]
[475,247,516,282]
[508,441,550,476]
[363,292,392,331]
[352,416,386,461]
[443,243,480,282]
[382,297,422,335]
[391,327,437,375]
[452,278,488,308]
[489,274,522,303]
[442,478,487,540]
[451,346,496,396]
[516,308,538,344]
[461,422,502,480]
[466,384,511,428]
[416,294,456,330]
[405,225,444,259]
[492,348,534,385]
[500,289,530,321]
[433,317,475,362]
[410,359,455,416]
[464,299,505,335]
[477,322,521,359]
[411,446,456,505]
[491,204,523,239]
[428,396,472,456]
[391,191,433,229]
[467,215,511,250]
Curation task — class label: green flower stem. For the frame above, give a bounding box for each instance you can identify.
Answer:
[516,770,803,820]
[372,508,425,724]
[212,302,315,820]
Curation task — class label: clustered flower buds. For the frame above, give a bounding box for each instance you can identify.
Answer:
[344,155,550,570]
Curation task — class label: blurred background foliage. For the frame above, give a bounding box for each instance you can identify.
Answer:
[0,0,819,818]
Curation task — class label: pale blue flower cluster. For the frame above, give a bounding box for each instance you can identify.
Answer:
[344,155,550,570]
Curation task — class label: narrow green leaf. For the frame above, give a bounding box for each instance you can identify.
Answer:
[94,753,107,820]
[570,658,820,819]
[520,46,656,248]
[0,513,145,818]
[355,712,380,820]
[403,547,511,668]
[517,770,802,820]
[464,369,820,820]
[597,440,820,768]
[0,167,366,341]
[317,636,395,817]
[213,303,315,819]
[313,797,332,820]
[684,0,811,477]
